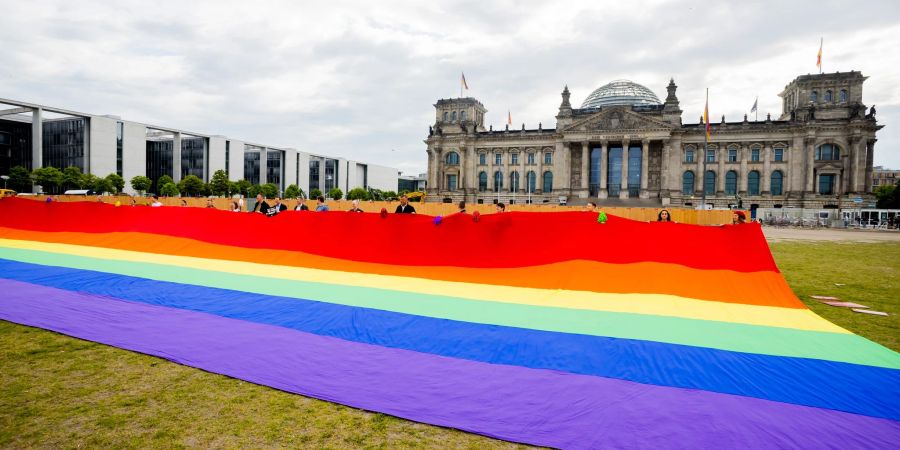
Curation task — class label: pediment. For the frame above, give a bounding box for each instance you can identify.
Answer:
[564,108,675,132]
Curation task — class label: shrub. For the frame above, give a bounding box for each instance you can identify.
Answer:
[159,182,180,197]
[346,187,369,201]
[328,188,343,201]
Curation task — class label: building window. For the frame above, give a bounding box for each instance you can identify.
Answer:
[751,148,760,162]
[810,91,818,102]
[116,122,123,176]
[706,149,716,163]
[685,149,694,163]
[181,137,206,181]
[493,171,503,191]
[607,146,623,197]
[244,151,260,185]
[43,118,86,172]
[682,171,695,194]
[544,152,552,164]
[495,153,502,165]
[443,112,448,122]
[819,174,836,195]
[309,159,320,191]
[727,148,737,162]
[527,153,535,164]
[748,170,760,195]
[774,148,784,162]
[511,153,518,165]
[460,110,467,121]
[445,151,460,165]
[824,90,833,102]
[509,171,519,192]
[542,171,553,192]
[705,170,716,195]
[839,89,848,102]
[324,158,338,190]
[771,170,784,195]
[725,170,738,195]
[815,144,840,161]
[479,153,486,165]
[526,171,536,192]
[267,150,283,191]
[478,171,487,192]
[451,111,457,122]
[146,139,173,192]
[447,174,457,191]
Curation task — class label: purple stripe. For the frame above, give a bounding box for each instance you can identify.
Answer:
[1,278,897,449]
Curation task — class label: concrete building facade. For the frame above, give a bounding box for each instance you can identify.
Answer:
[0,98,398,195]
[425,72,882,209]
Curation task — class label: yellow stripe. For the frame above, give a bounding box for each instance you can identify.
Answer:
[0,238,847,334]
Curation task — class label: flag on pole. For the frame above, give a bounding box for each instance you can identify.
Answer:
[704,89,711,143]
[461,72,469,90]
[816,38,823,73]
[508,110,512,126]
[750,97,758,114]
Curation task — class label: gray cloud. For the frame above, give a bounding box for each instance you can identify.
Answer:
[2,0,899,173]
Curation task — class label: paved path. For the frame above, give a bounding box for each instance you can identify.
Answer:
[763,227,900,243]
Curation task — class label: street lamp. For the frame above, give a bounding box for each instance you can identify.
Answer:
[0,175,8,189]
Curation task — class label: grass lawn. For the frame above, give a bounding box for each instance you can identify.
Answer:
[2,241,898,448]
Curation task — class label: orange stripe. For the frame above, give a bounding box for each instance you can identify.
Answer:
[0,228,804,309]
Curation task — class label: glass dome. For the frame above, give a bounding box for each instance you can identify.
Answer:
[580,79,662,108]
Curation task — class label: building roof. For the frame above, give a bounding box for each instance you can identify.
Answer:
[580,80,662,108]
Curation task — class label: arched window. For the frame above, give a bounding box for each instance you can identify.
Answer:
[815,144,840,161]
[493,171,503,192]
[810,91,818,103]
[839,89,848,103]
[771,170,783,196]
[542,171,553,192]
[460,110,467,121]
[509,171,520,192]
[526,171,536,192]
[682,171,695,194]
[478,171,488,192]
[442,111,448,122]
[824,90,833,102]
[748,170,760,195]
[725,170,738,195]
[445,151,460,165]
[705,170,716,195]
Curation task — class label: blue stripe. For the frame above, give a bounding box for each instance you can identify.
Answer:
[1,258,898,420]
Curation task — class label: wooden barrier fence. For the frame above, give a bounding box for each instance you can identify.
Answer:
[22,195,742,225]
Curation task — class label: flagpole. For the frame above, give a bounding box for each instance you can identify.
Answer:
[702,88,708,210]
[755,95,758,122]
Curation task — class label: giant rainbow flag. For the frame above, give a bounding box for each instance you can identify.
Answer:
[0,198,898,448]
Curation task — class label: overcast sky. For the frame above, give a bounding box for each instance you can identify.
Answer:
[3,0,899,174]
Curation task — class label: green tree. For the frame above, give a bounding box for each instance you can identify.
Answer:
[261,183,279,199]
[130,175,152,195]
[309,188,322,199]
[234,179,252,197]
[93,177,115,195]
[347,187,369,201]
[177,175,204,197]
[200,182,212,197]
[32,167,64,194]
[157,175,174,194]
[82,174,99,192]
[874,184,900,209]
[105,173,125,194]
[383,190,398,200]
[7,166,33,192]
[368,188,384,201]
[209,170,230,196]
[328,188,343,200]
[159,182,180,197]
[62,166,85,191]
[284,184,302,199]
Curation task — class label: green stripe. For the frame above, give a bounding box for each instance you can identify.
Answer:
[2,246,898,369]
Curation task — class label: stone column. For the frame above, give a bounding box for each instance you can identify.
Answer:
[660,140,670,194]
[173,132,182,182]
[620,139,630,198]
[640,140,649,198]
[805,138,815,193]
[762,143,772,195]
[581,141,589,195]
[536,148,543,195]
[519,148,526,194]
[849,136,860,193]
[599,140,608,198]
[559,142,569,196]
[739,144,749,195]
[865,140,875,193]
[31,108,42,176]
[716,145,725,195]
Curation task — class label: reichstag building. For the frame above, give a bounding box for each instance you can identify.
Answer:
[425,71,881,209]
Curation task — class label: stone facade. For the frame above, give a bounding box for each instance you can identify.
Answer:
[425,72,882,209]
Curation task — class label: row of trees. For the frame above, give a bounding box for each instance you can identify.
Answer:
[874,184,900,209]
[4,165,125,195]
